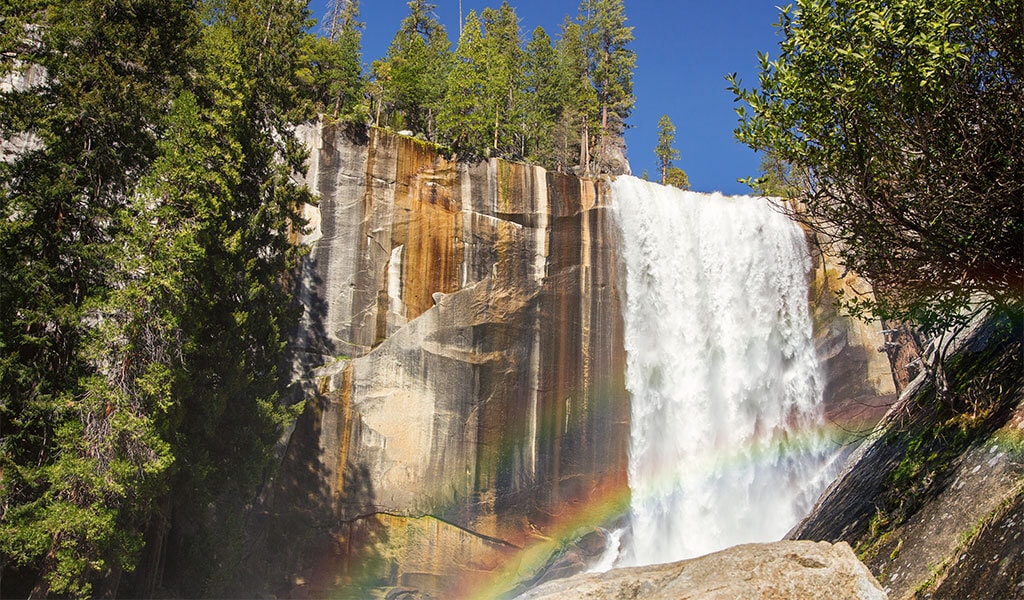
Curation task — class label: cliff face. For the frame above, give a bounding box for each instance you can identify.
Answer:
[806,234,899,434]
[247,124,630,597]
[243,125,898,598]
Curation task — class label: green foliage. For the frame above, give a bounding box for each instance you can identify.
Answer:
[750,150,810,197]
[521,26,561,165]
[665,166,690,190]
[479,2,525,154]
[855,314,1022,563]
[436,10,489,153]
[149,13,311,594]
[302,0,366,122]
[654,114,680,185]
[1,0,311,596]
[371,0,452,135]
[653,114,689,189]
[437,2,527,159]
[0,1,197,595]
[380,0,629,174]
[578,0,636,172]
[729,0,1024,333]
[550,18,599,173]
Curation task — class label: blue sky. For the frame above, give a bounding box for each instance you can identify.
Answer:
[307,1,784,195]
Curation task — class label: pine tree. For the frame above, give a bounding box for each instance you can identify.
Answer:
[304,0,365,120]
[479,2,523,155]
[654,114,680,185]
[437,10,488,153]
[522,26,560,164]
[371,0,451,136]
[578,0,635,173]
[551,18,598,173]
[1,1,313,595]
[145,6,311,594]
[0,1,197,596]
[665,166,690,190]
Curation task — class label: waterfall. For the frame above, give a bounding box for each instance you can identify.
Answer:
[611,176,837,566]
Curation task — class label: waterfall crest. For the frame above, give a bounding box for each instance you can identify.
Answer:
[611,176,837,566]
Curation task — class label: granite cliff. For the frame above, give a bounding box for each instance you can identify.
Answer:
[240,124,897,598]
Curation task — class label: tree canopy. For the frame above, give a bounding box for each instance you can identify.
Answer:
[654,114,678,182]
[371,0,451,136]
[729,0,1024,332]
[1,1,310,596]
[376,0,631,174]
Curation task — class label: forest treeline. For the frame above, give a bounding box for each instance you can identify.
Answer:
[0,0,636,596]
[327,0,637,174]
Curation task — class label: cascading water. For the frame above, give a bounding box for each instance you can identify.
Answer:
[611,176,838,567]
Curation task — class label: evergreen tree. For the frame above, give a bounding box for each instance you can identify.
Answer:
[551,18,598,173]
[144,4,312,594]
[665,166,690,190]
[578,0,635,173]
[479,2,524,155]
[437,10,488,153]
[0,1,312,595]
[371,0,451,136]
[0,1,197,596]
[654,114,681,185]
[522,26,560,165]
[303,0,365,120]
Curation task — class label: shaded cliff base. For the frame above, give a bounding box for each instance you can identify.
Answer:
[790,311,1024,599]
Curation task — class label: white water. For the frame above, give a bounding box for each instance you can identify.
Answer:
[611,176,838,567]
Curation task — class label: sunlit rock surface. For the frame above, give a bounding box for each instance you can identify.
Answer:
[513,540,887,600]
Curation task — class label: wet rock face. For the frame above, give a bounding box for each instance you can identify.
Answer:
[251,124,630,596]
[806,235,899,434]
[513,541,888,600]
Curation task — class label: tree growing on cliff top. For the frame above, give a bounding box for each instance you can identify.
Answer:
[479,2,524,155]
[654,114,680,185]
[303,0,366,120]
[552,18,599,173]
[654,115,689,189]
[729,0,1024,334]
[665,166,690,190]
[521,26,561,163]
[371,0,451,135]
[579,0,635,173]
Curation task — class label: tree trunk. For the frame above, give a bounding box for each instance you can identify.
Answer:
[579,115,590,174]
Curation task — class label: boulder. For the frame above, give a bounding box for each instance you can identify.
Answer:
[514,540,887,600]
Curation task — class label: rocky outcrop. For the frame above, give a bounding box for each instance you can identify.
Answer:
[789,313,1024,599]
[242,124,899,598]
[513,541,887,600]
